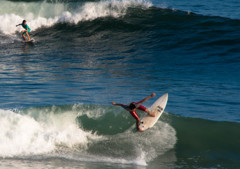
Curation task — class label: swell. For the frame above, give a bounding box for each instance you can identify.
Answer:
[1,104,240,168]
[1,1,240,59]
[78,105,240,168]
[0,104,177,166]
[0,0,152,35]
[39,6,240,64]
[163,113,240,168]
[1,0,240,35]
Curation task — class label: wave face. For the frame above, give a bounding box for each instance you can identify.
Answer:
[0,0,239,123]
[0,105,177,167]
[1,104,240,168]
[0,0,152,34]
[0,0,240,168]
[165,113,240,169]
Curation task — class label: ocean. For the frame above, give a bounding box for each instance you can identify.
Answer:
[0,0,240,168]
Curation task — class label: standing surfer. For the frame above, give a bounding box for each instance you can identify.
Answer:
[111,93,156,131]
[16,20,31,41]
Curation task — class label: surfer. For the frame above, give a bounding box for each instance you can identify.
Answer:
[16,20,31,41]
[111,93,156,131]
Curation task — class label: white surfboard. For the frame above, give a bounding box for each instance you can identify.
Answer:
[22,39,35,43]
[138,93,168,132]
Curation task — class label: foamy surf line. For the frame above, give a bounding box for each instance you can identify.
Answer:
[0,105,176,166]
[3,153,147,166]
[32,153,147,166]
[0,0,152,35]
[0,109,101,157]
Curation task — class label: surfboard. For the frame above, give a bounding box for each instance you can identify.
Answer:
[138,93,168,132]
[22,39,35,43]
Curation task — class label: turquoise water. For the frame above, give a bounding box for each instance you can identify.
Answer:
[0,0,240,168]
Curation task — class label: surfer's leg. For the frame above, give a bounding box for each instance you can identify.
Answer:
[147,112,155,117]
[129,111,141,130]
[26,32,30,41]
[130,110,140,121]
[22,33,27,41]
[147,109,155,117]
[137,105,155,117]
[136,120,139,130]
[137,105,147,111]
[136,119,144,132]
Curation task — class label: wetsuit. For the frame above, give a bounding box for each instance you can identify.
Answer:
[21,24,31,35]
[120,102,147,121]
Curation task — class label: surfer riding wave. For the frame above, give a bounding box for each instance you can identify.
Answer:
[16,20,31,41]
[111,93,156,132]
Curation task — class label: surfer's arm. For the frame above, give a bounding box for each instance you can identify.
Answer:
[111,102,129,110]
[111,102,124,106]
[112,102,126,108]
[16,24,21,27]
[137,93,156,104]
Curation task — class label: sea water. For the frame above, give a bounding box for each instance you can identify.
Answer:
[0,0,239,168]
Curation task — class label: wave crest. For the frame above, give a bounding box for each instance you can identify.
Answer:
[0,108,100,157]
[0,0,152,34]
[0,104,177,166]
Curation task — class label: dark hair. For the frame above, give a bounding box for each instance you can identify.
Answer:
[129,103,136,110]
[22,20,26,24]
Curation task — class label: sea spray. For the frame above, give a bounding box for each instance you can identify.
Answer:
[0,0,152,34]
[0,104,177,165]
[0,108,100,157]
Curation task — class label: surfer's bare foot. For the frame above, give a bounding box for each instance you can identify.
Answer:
[148,112,155,117]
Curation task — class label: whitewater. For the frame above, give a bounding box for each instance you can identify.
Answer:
[0,0,152,35]
[0,0,240,168]
[0,105,177,167]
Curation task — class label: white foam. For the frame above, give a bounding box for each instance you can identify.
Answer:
[48,152,147,166]
[114,120,177,163]
[0,109,100,157]
[141,122,177,162]
[0,0,152,35]
[73,104,111,119]
[0,105,177,168]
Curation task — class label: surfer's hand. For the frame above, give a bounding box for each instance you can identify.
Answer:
[111,102,116,105]
[151,93,156,97]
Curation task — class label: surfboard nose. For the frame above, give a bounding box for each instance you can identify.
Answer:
[139,93,168,131]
